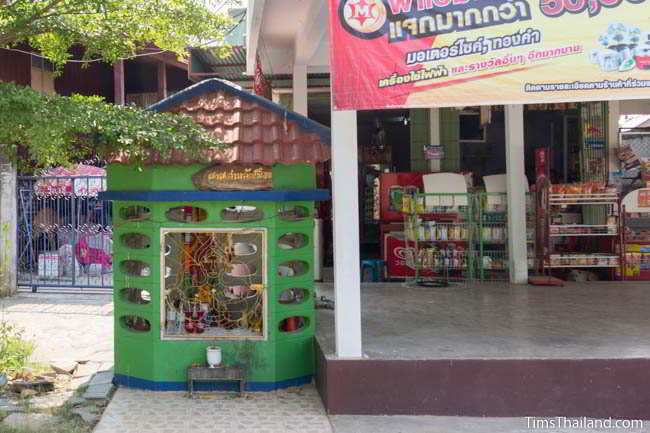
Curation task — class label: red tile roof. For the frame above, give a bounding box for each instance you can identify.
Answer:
[110,79,331,166]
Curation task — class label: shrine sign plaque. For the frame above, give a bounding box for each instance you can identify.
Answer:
[192,164,273,191]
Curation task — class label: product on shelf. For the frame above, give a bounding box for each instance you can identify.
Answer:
[546,254,619,267]
[549,182,612,198]
[417,245,467,270]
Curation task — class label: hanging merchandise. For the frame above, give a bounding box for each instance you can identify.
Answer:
[581,102,608,183]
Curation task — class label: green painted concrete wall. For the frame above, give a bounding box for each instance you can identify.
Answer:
[440,108,461,172]
[408,108,461,173]
[110,163,316,387]
[410,109,429,172]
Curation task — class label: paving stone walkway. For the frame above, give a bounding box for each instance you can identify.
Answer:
[0,292,115,431]
[93,385,333,433]
[0,292,113,364]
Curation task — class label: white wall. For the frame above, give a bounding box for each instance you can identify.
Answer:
[621,99,650,115]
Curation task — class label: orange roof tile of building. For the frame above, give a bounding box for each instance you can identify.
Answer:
[110,79,331,166]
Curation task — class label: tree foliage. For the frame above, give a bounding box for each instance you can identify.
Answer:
[0,81,226,172]
[0,0,237,67]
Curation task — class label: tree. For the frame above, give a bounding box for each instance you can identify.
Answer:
[0,1,238,297]
[0,81,226,172]
[0,0,237,68]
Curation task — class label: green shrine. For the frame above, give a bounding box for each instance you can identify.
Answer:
[99,79,330,391]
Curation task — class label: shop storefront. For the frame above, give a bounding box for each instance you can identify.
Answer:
[236,0,650,417]
[347,101,636,285]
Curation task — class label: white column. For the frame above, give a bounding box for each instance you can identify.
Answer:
[608,101,620,172]
[505,104,528,284]
[331,109,362,358]
[428,108,441,172]
[292,63,308,116]
[0,157,17,296]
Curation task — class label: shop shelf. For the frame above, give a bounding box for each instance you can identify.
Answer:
[548,193,619,206]
[625,217,650,229]
[540,188,622,277]
[402,192,509,282]
[549,224,618,236]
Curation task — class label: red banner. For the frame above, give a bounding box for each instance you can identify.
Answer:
[327,0,650,110]
[328,0,436,109]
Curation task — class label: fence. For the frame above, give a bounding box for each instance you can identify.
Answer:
[17,176,112,292]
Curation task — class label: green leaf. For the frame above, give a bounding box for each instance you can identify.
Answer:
[0,81,228,172]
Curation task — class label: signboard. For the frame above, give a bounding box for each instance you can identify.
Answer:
[327,0,650,110]
[192,164,273,191]
[424,145,444,159]
[384,232,418,278]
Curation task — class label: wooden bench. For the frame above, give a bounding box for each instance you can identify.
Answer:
[186,364,245,398]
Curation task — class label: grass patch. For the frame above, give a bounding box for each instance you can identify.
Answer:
[0,401,94,433]
[0,421,91,433]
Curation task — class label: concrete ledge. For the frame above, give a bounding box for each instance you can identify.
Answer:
[315,341,650,417]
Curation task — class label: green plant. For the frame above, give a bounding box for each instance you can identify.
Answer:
[0,321,34,375]
[0,82,228,173]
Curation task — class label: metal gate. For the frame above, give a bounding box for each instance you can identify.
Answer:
[17,176,113,293]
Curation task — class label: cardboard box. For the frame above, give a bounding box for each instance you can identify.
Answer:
[38,253,59,279]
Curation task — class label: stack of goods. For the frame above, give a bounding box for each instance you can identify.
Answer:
[546,254,619,267]
[617,146,650,186]
[549,182,610,197]
[417,245,467,270]
[400,186,422,213]
[481,254,507,270]
[405,217,469,242]
[373,177,381,220]
[389,185,404,212]
[618,146,641,171]
[624,211,650,241]
[625,251,650,268]
[480,226,507,242]
[641,159,650,186]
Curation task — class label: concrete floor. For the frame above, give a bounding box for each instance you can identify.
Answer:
[315,281,650,359]
[329,415,645,433]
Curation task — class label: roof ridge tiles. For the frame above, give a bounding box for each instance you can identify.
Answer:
[138,78,330,166]
[149,78,330,145]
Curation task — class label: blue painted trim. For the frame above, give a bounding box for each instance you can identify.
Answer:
[98,189,330,202]
[148,79,330,145]
[113,373,313,392]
